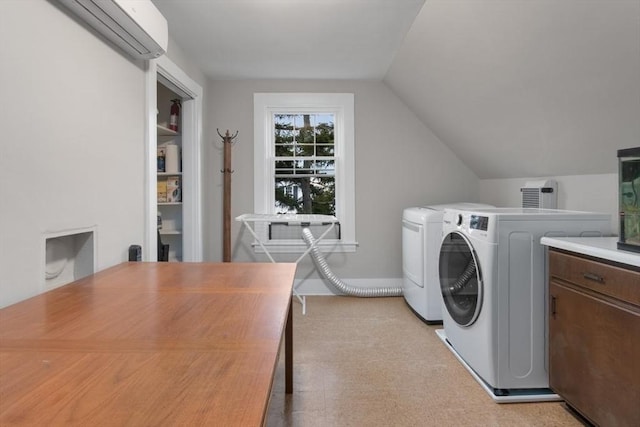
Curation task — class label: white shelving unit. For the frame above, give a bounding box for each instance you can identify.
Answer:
[157,84,183,261]
[157,124,177,137]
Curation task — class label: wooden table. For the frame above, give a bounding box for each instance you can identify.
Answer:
[0,262,296,426]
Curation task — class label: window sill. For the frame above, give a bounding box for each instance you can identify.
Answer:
[252,240,358,254]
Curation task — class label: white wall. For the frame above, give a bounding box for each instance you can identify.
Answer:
[478,174,618,234]
[204,79,480,293]
[4,1,616,306]
[164,38,208,91]
[0,0,148,308]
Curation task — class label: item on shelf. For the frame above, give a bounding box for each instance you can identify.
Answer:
[169,99,181,132]
[157,179,167,203]
[157,230,169,262]
[157,147,166,172]
[165,144,180,173]
[167,176,181,203]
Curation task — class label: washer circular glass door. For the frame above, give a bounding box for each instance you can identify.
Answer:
[439,231,483,327]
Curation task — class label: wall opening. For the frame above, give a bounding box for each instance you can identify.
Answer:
[44,229,95,290]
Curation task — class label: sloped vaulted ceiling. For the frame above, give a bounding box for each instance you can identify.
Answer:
[153,0,639,180]
[384,0,640,179]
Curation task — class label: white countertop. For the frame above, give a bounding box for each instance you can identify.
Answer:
[540,236,640,267]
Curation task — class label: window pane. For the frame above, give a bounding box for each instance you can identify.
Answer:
[293,114,305,130]
[275,131,294,144]
[315,144,334,156]
[295,145,310,156]
[275,160,295,174]
[275,114,294,129]
[315,122,334,143]
[274,176,335,215]
[314,159,335,174]
[298,126,314,144]
[275,144,294,157]
[274,114,295,144]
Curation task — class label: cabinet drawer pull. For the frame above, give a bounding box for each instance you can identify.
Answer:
[583,272,604,283]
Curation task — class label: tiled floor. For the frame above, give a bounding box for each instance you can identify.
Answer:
[267,296,586,427]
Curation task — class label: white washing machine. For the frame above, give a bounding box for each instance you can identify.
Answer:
[437,208,611,402]
[402,203,493,323]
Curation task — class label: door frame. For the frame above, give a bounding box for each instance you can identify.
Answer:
[145,56,203,261]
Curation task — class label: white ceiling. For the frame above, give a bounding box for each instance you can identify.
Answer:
[152,0,640,179]
[151,0,426,80]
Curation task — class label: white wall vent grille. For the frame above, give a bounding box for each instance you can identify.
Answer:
[521,180,558,209]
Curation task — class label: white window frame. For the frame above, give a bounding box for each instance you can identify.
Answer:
[253,93,357,253]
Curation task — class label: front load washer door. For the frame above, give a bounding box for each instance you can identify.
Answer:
[439,232,483,327]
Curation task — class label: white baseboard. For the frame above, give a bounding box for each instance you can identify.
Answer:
[294,277,403,296]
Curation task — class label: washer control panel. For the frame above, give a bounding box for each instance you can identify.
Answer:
[470,215,489,231]
[443,210,493,241]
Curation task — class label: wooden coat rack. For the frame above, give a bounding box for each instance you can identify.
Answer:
[218,129,238,262]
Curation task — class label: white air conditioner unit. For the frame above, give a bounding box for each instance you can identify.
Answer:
[521,179,558,209]
[58,0,168,59]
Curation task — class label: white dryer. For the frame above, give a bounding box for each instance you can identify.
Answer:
[402,203,493,323]
[437,208,611,401]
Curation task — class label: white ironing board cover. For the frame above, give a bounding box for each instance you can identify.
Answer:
[236,214,338,224]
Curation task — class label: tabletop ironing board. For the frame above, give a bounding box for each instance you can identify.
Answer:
[236,213,340,314]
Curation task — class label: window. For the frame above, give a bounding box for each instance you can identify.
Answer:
[274,113,335,215]
[253,93,357,252]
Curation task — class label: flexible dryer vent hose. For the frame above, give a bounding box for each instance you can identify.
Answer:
[301,228,403,297]
[442,258,477,296]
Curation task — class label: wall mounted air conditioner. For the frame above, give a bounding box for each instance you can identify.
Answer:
[521,179,558,209]
[58,0,168,59]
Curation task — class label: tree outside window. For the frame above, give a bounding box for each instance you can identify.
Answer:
[274,113,335,215]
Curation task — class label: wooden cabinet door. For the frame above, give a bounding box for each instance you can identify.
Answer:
[549,282,640,427]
